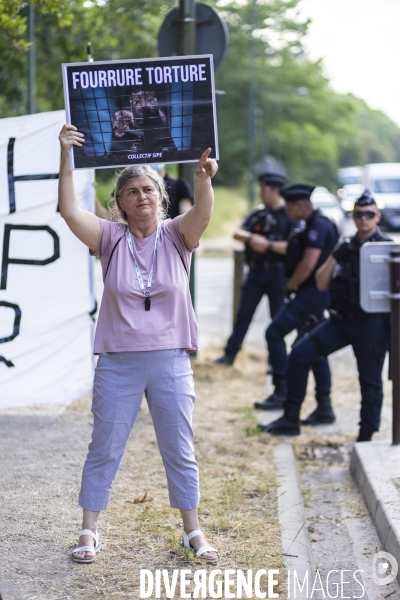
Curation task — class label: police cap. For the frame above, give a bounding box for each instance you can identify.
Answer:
[354,189,377,208]
[258,172,288,189]
[282,183,315,202]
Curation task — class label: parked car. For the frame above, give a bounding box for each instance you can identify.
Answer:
[363,163,400,230]
[311,187,346,233]
[337,183,364,214]
[336,167,363,214]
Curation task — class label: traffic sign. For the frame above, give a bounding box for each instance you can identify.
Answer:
[158,3,229,70]
[360,242,400,312]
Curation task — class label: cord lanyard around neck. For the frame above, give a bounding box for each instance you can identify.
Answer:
[126,222,161,311]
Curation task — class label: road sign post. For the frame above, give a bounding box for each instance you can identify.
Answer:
[360,242,400,445]
[389,250,400,444]
[178,0,197,313]
[158,1,229,322]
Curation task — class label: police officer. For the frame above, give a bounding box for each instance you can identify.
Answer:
[255,183,338,411]
[214,172,294,365]
[260,190,391,440]
[153,164,193,219]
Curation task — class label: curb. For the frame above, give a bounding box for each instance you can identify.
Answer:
[273,443,314,599]
[350,441,400,583]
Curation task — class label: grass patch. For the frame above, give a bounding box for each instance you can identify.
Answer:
[203,185,249,240]
[96,177,115,207]
[51,349,284,599]
[245,425,263,437]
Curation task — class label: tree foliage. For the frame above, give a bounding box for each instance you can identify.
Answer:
[1,0,400,189]
[210,0,400,186]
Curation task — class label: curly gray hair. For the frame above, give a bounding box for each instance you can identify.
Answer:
[108,165,170,222]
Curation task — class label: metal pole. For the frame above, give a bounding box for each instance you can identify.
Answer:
[179,0,196,55]
[233,250,245,326]
[247,0,257,209]
[390,250,400,445]
[178,0,196,189]
[178,0,197,311]
[87,42,93,62]
[28,3,36,114]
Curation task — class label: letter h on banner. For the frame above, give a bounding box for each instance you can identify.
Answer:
[7,137,59,213]
[1,136,60,367]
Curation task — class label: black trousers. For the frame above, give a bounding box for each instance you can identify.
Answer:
[225,265,286,359]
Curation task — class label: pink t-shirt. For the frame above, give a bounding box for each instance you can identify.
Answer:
[91,216,198,353]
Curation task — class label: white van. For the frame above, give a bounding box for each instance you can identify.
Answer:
[363,163,400,229]
[337,166,363,186]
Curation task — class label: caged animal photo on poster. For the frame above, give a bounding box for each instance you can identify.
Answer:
[62,55,219,169]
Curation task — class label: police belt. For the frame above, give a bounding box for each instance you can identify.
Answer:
[248,259,282,271]
[328,308,366,322]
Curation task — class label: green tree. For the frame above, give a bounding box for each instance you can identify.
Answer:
[2,0,400,190]
[0,0,176,116]
[211,0,400,188]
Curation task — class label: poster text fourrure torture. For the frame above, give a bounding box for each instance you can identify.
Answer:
[71,64,208,90]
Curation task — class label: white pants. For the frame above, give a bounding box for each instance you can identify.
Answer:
[79,349,199,511]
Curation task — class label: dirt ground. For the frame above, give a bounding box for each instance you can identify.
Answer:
[0,350,284,600]
[0,339,394,600]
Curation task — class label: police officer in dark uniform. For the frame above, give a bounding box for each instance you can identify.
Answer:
[255,183,338,411]
[214,173,294,365]
[153,163,194,219]
[260,190,391,440]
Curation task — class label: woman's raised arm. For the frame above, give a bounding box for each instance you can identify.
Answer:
[178,148,218,247]
[58,124,100,252]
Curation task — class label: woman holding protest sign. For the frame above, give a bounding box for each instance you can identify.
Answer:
[58,124,218,565]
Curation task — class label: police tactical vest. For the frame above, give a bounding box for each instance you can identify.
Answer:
[243,206,291,270]
[285,211,338,282]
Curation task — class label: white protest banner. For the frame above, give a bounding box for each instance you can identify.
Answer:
[62,54,218,169]
[0,110,96,409]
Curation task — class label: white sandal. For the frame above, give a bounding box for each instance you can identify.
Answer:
[182,529,218,564]
[72,529,101,563]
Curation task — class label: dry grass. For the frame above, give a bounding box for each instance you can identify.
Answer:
[0,350,284,599]
[71,350,284,598]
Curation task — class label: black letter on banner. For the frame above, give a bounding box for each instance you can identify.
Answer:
[1,224,60,290]
[8,137,59,214]
[0,301,21,367]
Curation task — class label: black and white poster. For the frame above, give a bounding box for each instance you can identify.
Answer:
[62,55,219,170]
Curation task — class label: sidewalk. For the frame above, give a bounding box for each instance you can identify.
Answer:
[351,441,400,585]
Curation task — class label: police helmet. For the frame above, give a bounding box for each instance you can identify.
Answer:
[354,189,377,208]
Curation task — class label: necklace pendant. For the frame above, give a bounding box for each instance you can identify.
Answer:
[145,297,151,311]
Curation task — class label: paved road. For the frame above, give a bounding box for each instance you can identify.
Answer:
[195,220,400,355]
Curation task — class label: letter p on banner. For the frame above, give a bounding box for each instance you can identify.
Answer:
[0,110,96,408]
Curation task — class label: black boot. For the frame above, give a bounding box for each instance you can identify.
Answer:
[301,395,336,425]
[357,426,375,442]
[254,378,287,410]
[213,354,235,366]
[258,402,301,436]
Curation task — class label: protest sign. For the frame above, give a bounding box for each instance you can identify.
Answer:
[62,55,219,170]
[0,110,96,409]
